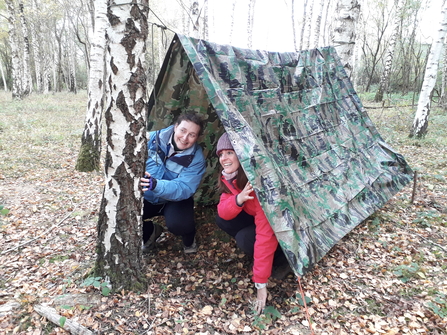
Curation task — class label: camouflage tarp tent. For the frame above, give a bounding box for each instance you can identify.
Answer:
[147,34,413,277]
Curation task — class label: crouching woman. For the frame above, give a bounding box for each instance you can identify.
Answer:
[215,133,290,314]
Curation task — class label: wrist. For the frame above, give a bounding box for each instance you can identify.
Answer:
[255,282,267,289]
[235,194,243,207]
[149,176,157,190]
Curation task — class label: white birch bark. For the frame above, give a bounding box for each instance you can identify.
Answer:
[313,0,325,48]
[412,2,447,137]
[5,0,24,99]
[247,0,256,49]
[68,36,77,93]
[52,51,57,93]
[304,0,314,49]
[292,0,297,51]
[332,0,361,78]
[323,1,333,47]
[53,17,66,92]
[440,41,447,109]
[0,59,7,91]
[96,0,149,291]
[203,0,209,40]
[191,0,200,38]
[18,0,32,96]
[374,0,402,102]
[299,0,308,50]
[34,305,94,335]
[75,0,108,172]
[43,64,50,94]
[229,0,236,45]
[30,0,42,92]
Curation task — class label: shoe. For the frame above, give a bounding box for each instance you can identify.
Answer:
[271,263,292,280]
[183,238,197,254]
[142,224,163,253]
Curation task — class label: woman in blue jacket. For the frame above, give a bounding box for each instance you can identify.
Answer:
[140,113,206,254]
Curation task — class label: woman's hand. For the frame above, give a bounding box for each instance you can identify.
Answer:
[140,172,151,192]
[255,287,268,314]
[236,182,254,206]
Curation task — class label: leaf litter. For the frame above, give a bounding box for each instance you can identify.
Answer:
[0,93,446,334]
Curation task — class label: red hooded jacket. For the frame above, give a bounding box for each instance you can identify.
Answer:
[217,177,278,283]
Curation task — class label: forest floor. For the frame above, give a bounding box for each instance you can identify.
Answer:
[0,91,446,335]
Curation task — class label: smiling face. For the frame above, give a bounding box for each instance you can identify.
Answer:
[173,120,201,150]
[219,149,240,174]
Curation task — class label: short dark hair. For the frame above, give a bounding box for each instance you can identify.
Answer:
[175,112,205,136]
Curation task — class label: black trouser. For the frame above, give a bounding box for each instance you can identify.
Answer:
[215,210,288,266]
[143,197,196,246]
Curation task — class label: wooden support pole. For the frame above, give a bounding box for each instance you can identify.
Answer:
[411,171,418,204]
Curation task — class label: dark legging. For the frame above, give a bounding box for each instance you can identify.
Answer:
[143,197,196,246]
[216,210,288,266]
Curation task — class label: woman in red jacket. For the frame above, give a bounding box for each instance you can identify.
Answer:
[215,132,290,314]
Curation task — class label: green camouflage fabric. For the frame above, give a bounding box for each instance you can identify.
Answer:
[147,34,413,277]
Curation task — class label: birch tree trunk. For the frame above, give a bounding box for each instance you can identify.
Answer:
[292,0,297,51]
[0,59,8,91]
[299,0,308,50]
[332,0,361,78]
[203,0,209,40]
[68,35,77,93]
[229,0,236,45]
[191,1,200,38]
[247,0,256,49]
[75,0,108,172]
[31,0,43,93]
[95,0,149,291]
[5,0,24,99]
[313,0,325,48]
[323,1,333,47]
[54,18,65,92]
[440,40,447,110]
[411,2,447,138]
[374,0,402,102]
[18,0,32,96]
[52,51,57,93]
[304,0,314,49]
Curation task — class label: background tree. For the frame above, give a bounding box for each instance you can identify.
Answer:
[312,0,326,48]
[228,0,236,45]
[440,39,447,109]
[303,0,314,49]
[291,0,297,50]
[411,0,447,138]
[95,0,149,291]
[17,0,31,95]
[298,0,308,50]
[332,0,361,78]
[247,0,256,49]
[374,0,403,102]
[0,58,6,90]
[29,0,43,92]
[5,0,28,98]
[356,2,389,92]
[393,0,423,97]
[190,1,200,38]
[75,0,107,172]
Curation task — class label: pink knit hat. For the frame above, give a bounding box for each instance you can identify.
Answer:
[216,132,234,156]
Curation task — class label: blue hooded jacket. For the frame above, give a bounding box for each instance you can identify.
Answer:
[144,125,206,204]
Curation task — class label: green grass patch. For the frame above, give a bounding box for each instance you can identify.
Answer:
[0,91,87,178]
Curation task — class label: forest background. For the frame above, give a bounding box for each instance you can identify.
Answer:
[0,0,446,334]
